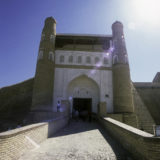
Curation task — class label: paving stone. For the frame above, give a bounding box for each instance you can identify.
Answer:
[19,120,133,160]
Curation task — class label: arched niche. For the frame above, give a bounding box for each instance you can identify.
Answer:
[67,75,100,113]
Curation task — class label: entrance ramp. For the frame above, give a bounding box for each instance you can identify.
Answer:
[19,120,133,160]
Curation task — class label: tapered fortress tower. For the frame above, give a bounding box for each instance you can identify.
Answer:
[32,17,56,112]
[28,17,136,123]
[112,21,134,113]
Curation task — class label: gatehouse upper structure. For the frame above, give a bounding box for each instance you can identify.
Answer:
[31,17,134,121]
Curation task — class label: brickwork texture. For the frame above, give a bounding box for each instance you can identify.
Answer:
[0,115,69,160]
[99,117,160,160]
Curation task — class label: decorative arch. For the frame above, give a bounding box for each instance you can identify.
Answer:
[68,55,73,63]
[113,55,118,64]
[86,56,91,63]
[67,75,100,113]
[103,57,109,65]
[77,56,82,63]
[60,55,64,63]
[48,51,54,61]
[95,57,100,64]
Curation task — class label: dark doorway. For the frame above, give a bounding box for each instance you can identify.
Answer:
[73,98,92,121]
[73,98,92,113]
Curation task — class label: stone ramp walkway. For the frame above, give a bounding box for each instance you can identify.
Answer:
[19,120,133,160]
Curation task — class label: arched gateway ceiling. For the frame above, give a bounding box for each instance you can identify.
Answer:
[67,75,100,113]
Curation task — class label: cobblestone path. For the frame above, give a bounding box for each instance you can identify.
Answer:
[19,120,133,160]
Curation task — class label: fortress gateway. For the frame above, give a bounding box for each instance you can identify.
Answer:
[1,17,160,160]
[31,17,134,121]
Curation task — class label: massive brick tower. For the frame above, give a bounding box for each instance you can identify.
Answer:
[32,17,56,114]
[112,21,134,113]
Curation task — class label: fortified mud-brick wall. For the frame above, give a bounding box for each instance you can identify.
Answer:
[0,78,34,132]
[132,84,155,134]
[134,82,160,124]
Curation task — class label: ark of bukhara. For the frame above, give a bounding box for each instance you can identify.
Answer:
[32,17,133,119]
[0,17,160,134]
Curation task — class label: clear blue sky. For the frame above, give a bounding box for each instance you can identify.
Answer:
[0,0,160,88]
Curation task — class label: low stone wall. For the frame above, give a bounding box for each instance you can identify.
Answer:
[0,115,69,160]
[99,117,160,160]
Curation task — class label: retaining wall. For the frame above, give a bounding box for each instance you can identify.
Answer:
[99,117,160,160]
[0,115,69,160]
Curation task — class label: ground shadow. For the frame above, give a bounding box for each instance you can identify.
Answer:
[49,119,134,160]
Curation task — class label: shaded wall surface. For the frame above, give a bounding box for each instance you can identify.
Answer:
[132,84,155,134]
[0,78,34,132]
[134,83,160,124]
[0,115,69,160]
[99,117,160,160]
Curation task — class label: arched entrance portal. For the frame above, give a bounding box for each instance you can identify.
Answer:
[67,75,99,114]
